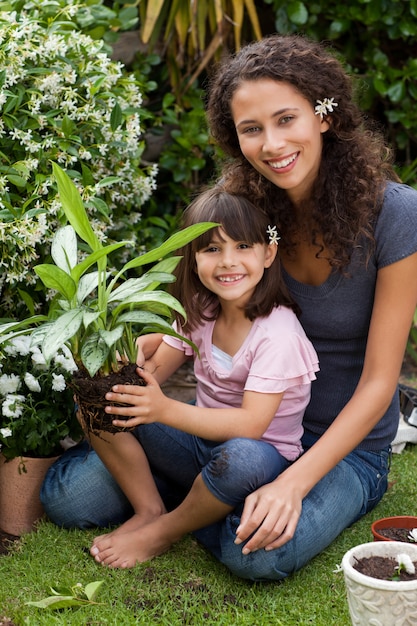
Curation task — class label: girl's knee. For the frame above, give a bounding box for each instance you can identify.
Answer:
[209,438,262,475]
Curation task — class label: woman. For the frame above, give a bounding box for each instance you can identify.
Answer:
[41,34,417,580]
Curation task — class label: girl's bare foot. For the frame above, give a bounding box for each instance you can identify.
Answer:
[92,505,166,545]
[90,517,173,568]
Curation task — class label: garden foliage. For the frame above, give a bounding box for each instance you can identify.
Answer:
[0,0,156,319]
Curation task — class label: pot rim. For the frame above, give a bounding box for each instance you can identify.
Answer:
[372,515,417,526]
[342,541,417,590]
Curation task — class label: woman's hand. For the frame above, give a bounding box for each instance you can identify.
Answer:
[234,475,303,553]
[105,367,170,428]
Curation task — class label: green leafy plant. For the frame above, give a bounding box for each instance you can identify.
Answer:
[0,163,215,435]
[21,163,215,378]
[26,579,105,610]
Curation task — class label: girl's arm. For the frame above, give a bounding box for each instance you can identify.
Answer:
[234,251,417,553]
[106,366,284,441]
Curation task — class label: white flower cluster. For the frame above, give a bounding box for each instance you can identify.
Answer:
[0,334,79,458]
[0,2,158,314]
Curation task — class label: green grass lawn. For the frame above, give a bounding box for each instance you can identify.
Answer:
[1,443,416,626]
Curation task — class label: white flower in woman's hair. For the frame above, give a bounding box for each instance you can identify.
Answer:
[0,427,12,438]
[408,528,417,542]
[267,225,281,245]
[314,98,338,120]
[396,553,415,575]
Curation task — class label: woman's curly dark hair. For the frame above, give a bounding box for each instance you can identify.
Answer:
[207,34,399,269]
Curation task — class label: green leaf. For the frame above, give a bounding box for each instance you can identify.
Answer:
[70,241,129,283]
[148,256,182,274]
[26,595,88,609]
[287,1,308,25]
[96,176,122,188]
[52,162,101,253]
[61,115,76,138]
[387,81,405,103]
[51,225,78,272]
[34,265,77,302]
[41,309,84,362]
[82,310,102,330]
[116,290,186,319]
[84,580,104,601]
[6,173,26,187]
[99,326,124,348]
[77,272,109,305]
[80,333,109,377]
[110,102,123,131]
[0,317,45,337]
[49,585,74,596]
[108,273,176,303]
[121,222,217,273]
[116,311,175,328]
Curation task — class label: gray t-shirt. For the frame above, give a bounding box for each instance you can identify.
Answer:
[283,181,417,450]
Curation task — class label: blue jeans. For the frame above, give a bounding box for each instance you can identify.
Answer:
[40,430,390,581]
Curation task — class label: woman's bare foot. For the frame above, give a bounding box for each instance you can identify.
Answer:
[90,517,174,568]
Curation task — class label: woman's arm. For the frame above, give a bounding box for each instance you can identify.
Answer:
[135,333,164,366]
[143,340,189,386]
[107,366,284,441]
[234,251,417,553]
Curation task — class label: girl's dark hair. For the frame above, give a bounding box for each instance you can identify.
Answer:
[207,34,399,270]
[171,187,298,331]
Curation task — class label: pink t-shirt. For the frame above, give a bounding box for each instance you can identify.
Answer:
[163,306,319,461]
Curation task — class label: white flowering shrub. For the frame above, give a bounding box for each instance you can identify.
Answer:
[0,335,82,459]
[0,0,157,317]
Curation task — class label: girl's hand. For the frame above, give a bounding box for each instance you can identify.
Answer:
[234,476,303,553]
[105,367,169,428]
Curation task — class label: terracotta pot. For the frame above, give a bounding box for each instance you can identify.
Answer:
[0,453,59,536]
[371,515,417,541]
[342,541,417,625]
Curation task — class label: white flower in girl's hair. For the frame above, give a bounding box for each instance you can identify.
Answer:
[408,528,417,542]
[314,97,338,119]
[396,553,416,575]
[267,225,281,245]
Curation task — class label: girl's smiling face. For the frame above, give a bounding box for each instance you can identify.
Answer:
[231,79,330,204]
[195,228,276,309]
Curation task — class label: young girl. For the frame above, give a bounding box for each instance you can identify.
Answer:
[87,188,319,568]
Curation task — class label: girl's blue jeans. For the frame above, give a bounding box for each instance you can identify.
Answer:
[40,428,390,581]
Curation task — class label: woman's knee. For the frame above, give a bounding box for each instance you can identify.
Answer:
[209,460,367,580]
[40,442,132,529]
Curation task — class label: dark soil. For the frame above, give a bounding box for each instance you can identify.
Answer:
[378,527,415,542]
[71,362,146,435]
[353,555,417,581]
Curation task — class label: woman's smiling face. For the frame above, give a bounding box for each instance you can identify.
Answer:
[231,79,330,204]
